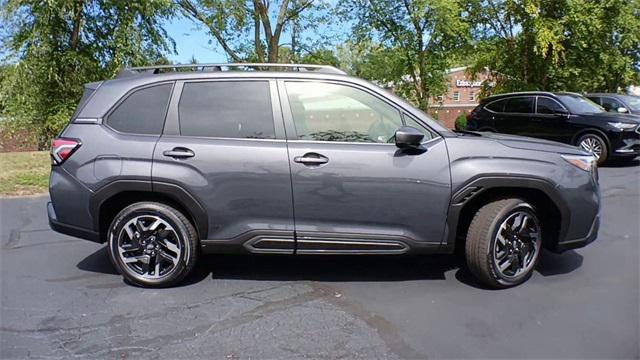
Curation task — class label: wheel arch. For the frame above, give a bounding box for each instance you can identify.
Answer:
[571,128,611,150]
[445,176,568,254]
[90,180,208,243]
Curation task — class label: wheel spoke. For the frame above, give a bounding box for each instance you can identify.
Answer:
[498,257,513,272]
[135,219,146,233]
[148,219,163,232]
[160,238,180,254]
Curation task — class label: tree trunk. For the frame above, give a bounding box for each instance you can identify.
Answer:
[70,0,84,50]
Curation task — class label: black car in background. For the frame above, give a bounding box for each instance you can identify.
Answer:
[586,93,640,115]
[466,91,640,164]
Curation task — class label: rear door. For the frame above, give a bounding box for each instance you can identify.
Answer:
[152,79,295,252]
[279,79,451,253]
[500,96,535,135]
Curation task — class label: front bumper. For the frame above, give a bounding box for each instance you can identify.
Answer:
[610,129,640,157]
[48,201,100,242]
[553,214,599,252]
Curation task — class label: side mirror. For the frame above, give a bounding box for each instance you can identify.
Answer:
[617,107,629,113]
[395,126,424,148]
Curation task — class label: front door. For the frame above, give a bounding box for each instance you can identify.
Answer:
[153,79,295,252]
[279,80,451,254]
[530,96,573,143]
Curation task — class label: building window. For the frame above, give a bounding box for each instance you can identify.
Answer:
[469,91,475,101]
[436,95,444,102]
[453,91,460,102]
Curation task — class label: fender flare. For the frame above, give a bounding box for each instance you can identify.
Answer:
[444,175,570,251]
[89,180,208,240]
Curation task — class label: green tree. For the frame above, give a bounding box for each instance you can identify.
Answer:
[177,0,331,63]
[467,0,640,94]
[340,0,470,109]
[0,0,175,147]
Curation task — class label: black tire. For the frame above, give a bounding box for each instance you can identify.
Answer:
[465,198,542,288]
[107,202,199,288]
[577,133,608,165]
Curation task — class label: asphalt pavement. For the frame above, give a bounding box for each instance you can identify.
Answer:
[1,161,639,359]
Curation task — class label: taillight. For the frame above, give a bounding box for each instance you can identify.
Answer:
[50,138,81,165]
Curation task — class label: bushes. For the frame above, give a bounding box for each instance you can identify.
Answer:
[455,113,467,130]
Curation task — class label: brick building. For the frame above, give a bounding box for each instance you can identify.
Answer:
[428,67,490,129]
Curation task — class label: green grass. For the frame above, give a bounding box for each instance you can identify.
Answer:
[0,151,50,196]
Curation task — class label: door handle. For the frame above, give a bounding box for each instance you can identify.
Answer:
[163,147,195,158]
[294,153,329,165]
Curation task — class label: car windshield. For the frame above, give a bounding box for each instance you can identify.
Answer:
[557,94,604,114]
[619,95,640,111]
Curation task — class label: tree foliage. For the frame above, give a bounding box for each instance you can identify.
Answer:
[0,0,175,147]
[339,0,470,109]
[467,0,640,94]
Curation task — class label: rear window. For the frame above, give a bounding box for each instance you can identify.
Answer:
[504,97,534,113]
[178,81,275,139]
[106,84,173,135]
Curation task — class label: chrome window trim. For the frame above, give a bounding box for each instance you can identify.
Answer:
[287,135,442,147]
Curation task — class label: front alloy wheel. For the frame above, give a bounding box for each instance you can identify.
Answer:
[466,198,542,288]
[108,202,198,287]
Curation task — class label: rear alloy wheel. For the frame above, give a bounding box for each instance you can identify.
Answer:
[107,202,198,287]
[465,198,542,288]
[578,133,608,165]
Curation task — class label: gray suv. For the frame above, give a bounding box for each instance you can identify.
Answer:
[48,63,600,288]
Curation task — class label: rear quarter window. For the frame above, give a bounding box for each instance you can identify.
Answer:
[485,99,505,112]
[106,83,173,135]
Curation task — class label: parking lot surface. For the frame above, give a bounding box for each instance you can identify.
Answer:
[1,162,639,359]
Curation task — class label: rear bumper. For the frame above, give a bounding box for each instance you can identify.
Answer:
[553,214,599,252]
[48,201,101,243]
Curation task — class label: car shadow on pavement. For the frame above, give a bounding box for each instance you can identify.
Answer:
[77,247,584,289]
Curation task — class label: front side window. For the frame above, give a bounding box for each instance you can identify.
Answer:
[453,91,460,101]
[504,97,534,114]
[107,84,173,135]
[285,81,403,143]
[178,81,275,139]
[536,97,565,114]
[601,97,622,112]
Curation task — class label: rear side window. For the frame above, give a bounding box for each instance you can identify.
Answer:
[106,84,173,135]
[178,81,275,139]
[485,99,505,112]
[504,97,534,113]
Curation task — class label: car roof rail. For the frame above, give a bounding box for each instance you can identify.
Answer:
[117,63,347,78]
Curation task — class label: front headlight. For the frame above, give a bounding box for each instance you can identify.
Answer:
[607,122,637,131]
[561,154,597,172]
